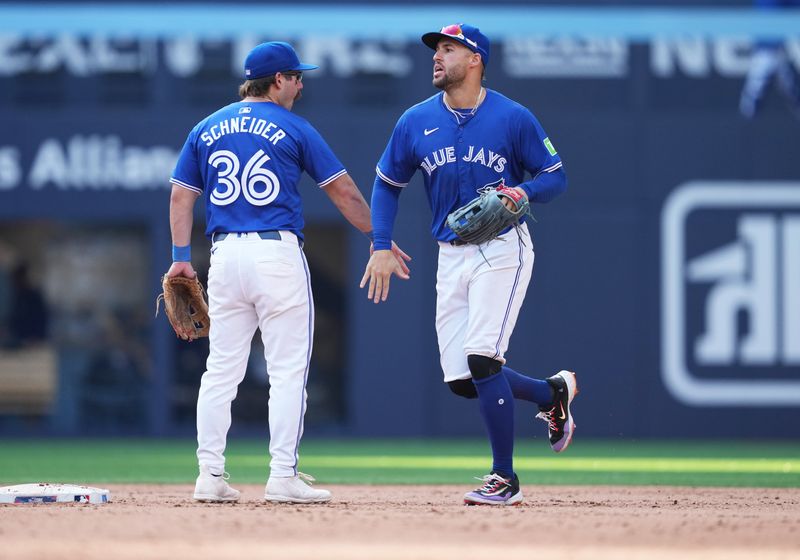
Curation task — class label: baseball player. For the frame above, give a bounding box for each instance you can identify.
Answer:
[361,24,577,506]
[168,41,409,504]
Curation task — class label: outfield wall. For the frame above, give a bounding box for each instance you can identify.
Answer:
[0,4,798,437]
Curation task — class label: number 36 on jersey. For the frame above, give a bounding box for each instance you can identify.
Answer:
[208,149,281,207]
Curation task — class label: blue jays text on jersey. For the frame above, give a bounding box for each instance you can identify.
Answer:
[171,102,346,239]
[420,144,507,175]
[374,89,566,244]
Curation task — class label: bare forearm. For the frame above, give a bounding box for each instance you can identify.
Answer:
[169,184,199,245]
[322,174,372,234]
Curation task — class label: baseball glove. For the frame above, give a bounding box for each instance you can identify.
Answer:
[446,185,530,245]
[155,275,210,341]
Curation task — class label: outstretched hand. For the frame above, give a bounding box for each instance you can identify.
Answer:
[372,241,411,276]
[360,244,412,303]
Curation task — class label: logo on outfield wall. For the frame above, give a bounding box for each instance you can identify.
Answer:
[661,182,800,406]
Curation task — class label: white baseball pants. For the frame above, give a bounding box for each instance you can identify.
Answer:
[196,231,313,478]
[435,223,534,382]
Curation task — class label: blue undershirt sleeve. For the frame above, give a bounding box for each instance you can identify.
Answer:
[371,176,402,251]
[518,166,567,203]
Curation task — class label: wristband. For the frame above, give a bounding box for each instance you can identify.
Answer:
[172,244,191,262]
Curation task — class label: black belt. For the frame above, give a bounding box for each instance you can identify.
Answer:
[448,238,468,246]
[214,231,281,242]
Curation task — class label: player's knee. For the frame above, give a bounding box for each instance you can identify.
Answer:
[467,354,502,381]
[447,378,478,399]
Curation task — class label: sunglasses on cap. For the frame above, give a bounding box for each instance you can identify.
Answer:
[439,24,479,49]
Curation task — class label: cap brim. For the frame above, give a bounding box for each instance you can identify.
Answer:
[422,32,478,56]
[421,32,446,50]
[293,62,319,71]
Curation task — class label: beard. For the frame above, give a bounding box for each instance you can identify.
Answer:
[432,65,466,90]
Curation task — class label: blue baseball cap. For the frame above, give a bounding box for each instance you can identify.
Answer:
[422,23,490,68]
[244,41,319,80]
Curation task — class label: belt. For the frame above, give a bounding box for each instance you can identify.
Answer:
[214,231,281,242]
[448,238,468,246]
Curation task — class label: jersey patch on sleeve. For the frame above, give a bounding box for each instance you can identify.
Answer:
[543,137,558,156]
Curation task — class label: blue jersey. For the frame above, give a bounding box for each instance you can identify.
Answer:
[171,101,346,239]
[375,89,564,242]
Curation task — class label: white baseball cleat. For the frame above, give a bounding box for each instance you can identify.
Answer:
[264,472,331,504]
[193,465,241,503]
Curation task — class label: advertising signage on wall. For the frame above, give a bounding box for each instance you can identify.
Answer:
[1,35,799,80]
[0,36,416,79]
[0,137,177,192]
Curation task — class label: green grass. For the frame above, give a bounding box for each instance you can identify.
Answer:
[0,439,798,487]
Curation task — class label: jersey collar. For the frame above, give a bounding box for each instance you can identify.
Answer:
[440,87,487,125]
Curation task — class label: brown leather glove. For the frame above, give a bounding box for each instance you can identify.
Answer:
[156,275,210,341]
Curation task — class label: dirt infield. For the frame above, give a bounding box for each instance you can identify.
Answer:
[1,484,799,559]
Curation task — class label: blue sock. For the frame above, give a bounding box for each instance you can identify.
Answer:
[472,373,514,478]
[502,366,554,406]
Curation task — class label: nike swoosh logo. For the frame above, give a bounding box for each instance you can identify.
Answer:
[424,127,439,136]
[558,403,567,420]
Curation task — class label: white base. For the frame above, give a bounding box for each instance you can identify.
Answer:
[0,483,111,504]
